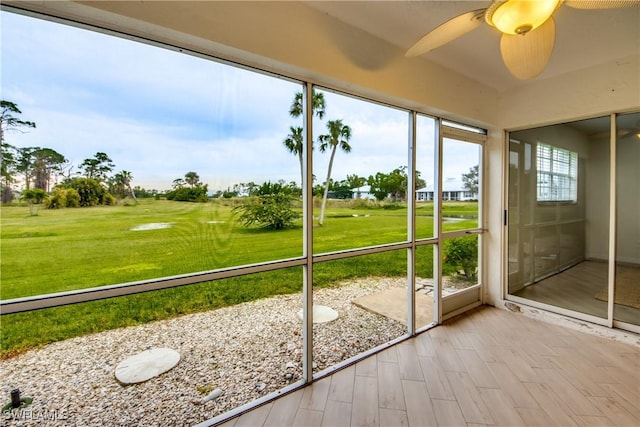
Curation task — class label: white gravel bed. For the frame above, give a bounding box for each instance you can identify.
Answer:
[1,277,407,426]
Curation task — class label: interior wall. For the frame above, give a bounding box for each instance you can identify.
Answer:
[498,55,640,130]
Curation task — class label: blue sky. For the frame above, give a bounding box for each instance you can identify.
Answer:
[1,11,476,192]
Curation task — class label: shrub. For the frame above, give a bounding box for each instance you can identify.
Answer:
[21,189,47,204]
[103,193,117,206]
[45,188,81,209]
[233,187,299,230]
[45,188,66,209]
[59,177,113,207]
[443,236,478,280]
[65,188,80,207]
[166,185,208,202]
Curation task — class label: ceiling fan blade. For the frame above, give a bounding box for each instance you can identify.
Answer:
[500,17,556,80]
[563,1,639,9]
[405,9,486,57]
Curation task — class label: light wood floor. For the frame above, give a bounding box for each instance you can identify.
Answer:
[514,261,639,325]
[216,306,639,427]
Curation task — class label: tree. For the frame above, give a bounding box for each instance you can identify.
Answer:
[166,172,208,202]
[15,146,37,190]
[317,119,352,225]
[289,90,326,120]
[367,167,408,202]
[112,170,136,201]
[330,180,353,199]
[233,181,299,230]
[172,178,186,189]
[79,152,114,182]
[0,143,17,204]
[346,174,366,189]
[0,101,36,145]
[462,165,479,197]
[285,90,326,186]
[0,100,36,203]
[31,147,67,191]
[59,177,114,207]
[283,126,304,185]
[185,171,200,187]
[21,188,47,204]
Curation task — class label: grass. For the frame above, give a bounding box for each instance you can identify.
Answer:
[0,198,478,357]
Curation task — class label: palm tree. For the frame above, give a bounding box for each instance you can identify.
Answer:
[285,91,326,186]
[317,119,352,226]
[113,170,136,201]
[283,126,304,185]
[289,90,326,120]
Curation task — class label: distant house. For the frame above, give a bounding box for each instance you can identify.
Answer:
[351,185,376,200]
[416,178,476,201]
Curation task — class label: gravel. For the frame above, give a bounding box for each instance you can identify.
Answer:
[1,277,409,426]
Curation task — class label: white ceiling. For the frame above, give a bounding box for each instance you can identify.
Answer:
[305,1,640,92]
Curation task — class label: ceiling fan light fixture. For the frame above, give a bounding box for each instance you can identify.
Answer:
[486,0,562,35]
[500,16,556,79]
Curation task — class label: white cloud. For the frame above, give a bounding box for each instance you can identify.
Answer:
[2,11,479,194]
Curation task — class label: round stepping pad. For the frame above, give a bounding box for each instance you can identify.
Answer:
[297,305,339,323]
[115,348,180,384]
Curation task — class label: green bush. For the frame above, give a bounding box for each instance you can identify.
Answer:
[443,236,477,280]
[59,177,115,207]
[103,193,117,206]
[21,189,47,204]
[65,189,80,207]
[233,184,299,230]
[45,188,81,209]
[166,185,208,202]
[45,188,66,209]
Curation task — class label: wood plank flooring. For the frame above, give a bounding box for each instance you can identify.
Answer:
[514,261,639,324]
[217,306,640,427]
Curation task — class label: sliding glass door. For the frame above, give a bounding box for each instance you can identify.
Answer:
[507,113,640,332]
[614,112,640,328]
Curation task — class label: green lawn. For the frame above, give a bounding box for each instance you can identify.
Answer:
[0,198,478,357]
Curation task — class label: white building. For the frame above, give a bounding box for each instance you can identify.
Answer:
[416,178,477,201]
[351,185,376,200]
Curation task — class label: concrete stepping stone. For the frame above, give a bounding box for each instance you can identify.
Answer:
[115,348,180,384]
[297,305,339,323]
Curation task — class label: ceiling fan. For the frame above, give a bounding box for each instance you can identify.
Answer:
[405,0,639,80]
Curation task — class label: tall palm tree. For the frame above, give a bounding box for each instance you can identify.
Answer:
[283,126,304,185]
[285,90,326,186]
[317,119,352,226]
[114,170,136,201]
[289,90,326,120]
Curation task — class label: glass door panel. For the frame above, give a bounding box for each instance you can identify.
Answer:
[440,128,484,316]
[415,244,436,329]
[441,137,480,232]
[508,117,609,320]
[416,115,437,239]
[614,112,640,326]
